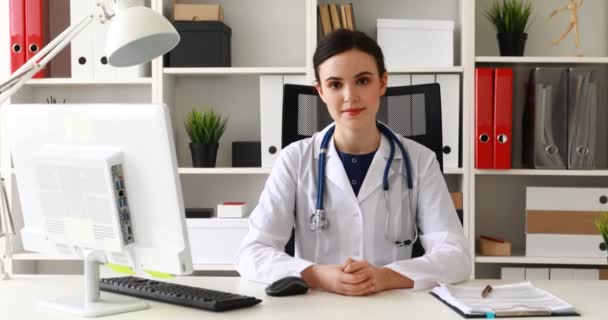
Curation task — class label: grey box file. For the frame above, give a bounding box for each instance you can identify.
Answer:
[524,68,568,169]
[567,68,598,169]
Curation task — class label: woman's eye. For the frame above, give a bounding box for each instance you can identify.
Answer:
[357,77,370,85]
[328,82,341,89]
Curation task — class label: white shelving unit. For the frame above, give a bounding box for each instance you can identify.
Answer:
[0,0,470,274]
[472,0,608,279]
[3,1,606,278]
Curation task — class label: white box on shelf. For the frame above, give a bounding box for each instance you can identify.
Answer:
[525,187,608,258]
[573,269,599,280]
[550,268,574,280]
[377,19,454,68]
[186,218,249,265]
[525,268,549,280]
[501,267,525,280]
[217,202,249,218]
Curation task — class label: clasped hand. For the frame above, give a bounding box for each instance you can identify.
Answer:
[305,258,388,296]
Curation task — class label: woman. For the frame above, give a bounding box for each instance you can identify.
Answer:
[236,29,470,296]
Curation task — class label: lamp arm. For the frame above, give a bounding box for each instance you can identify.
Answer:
[0,3,111,105]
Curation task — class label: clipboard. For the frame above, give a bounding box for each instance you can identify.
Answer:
[430,292,581,318]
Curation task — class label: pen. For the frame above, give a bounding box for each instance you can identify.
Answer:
[481,284,492,298]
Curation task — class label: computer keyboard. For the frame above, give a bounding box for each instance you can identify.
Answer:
[99,276,262,312]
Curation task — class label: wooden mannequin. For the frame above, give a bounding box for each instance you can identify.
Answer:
[549,0,583,50]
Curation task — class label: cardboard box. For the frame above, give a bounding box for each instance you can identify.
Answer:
[174,4,224,22]
[526,187,608,258]
[450,192,463,210]
[476,236,511,256]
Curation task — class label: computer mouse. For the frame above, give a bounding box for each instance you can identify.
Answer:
[265,276,309,297]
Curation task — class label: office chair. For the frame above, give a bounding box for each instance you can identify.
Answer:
[281,83,445,258]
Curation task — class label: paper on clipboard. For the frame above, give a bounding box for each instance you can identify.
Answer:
[430,282,578,318]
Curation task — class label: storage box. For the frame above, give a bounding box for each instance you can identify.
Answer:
[477,236,511,256]
[186,218,248,265]
[526,187,608,258]
[217,202,248,218]
[168,21,231,67]
[525,268,549,280]
[232,141,261,167]
[377,19,453,68]
[501,267,525,280]
[174,4,224,22]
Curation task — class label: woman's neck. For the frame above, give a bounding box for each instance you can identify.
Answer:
[333,123,381,155]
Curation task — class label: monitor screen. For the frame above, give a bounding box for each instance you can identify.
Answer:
[4,103,193,276]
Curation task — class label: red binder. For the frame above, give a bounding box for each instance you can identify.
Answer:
[475,68,494,169]
[25,0,46,78]
[9,0,25,73]
[493,68,513,169]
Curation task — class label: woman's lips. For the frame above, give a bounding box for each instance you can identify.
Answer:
[343,108,364,116]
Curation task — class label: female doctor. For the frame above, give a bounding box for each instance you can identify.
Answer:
[236,29,471,296]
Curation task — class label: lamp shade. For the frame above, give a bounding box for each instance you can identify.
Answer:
[106,6,179,67]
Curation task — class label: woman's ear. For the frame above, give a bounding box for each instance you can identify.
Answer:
[379,72,388,96]
[313,81,326,102]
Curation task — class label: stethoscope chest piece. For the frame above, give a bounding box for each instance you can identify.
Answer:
[309,209,328,231]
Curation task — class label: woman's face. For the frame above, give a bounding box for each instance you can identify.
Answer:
[314,49,387,132]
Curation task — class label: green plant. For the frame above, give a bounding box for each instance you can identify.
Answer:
[485,0,533,34]
[184,108,228,144]
[595,212,608,252]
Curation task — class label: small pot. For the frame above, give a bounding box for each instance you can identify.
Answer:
[190,143,219,167]
[497,32,528,56]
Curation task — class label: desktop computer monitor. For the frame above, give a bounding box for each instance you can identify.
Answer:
[3,103,193,316]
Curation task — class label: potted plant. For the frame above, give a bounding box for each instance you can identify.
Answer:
[595,212,608,260]
[185,107,228,167]
[485,0,533,56]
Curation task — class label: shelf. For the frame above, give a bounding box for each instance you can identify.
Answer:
[388,66,464,73]
[25,78,153,86]
[193,264,236,271]
[11,252,82,261]
[474,169,608,176]
[475,254,608,266]
[163,67,307,76]
[444,168,464,175]
[475,56,608,64]
[178,167,271,175]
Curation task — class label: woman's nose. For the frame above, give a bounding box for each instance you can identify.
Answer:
[343,84,359,102]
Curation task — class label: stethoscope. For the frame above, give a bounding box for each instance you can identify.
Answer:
[309,122,419,247]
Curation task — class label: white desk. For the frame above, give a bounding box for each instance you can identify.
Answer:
[0,275,605,319]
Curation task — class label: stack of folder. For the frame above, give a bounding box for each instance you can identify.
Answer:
[10,0,46,78]
[474,68,513,169]
[523,68,599,169]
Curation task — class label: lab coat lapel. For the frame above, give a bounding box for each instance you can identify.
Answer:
[357,134,401,203]
[325,139,355,196]
[313,124,355,197]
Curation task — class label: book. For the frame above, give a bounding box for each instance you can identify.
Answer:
[318,4,332,36]
[430,282,579,318]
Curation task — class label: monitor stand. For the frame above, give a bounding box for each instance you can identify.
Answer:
[40,249,148,317]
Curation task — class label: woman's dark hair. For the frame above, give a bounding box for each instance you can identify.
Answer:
[313,29,386,83]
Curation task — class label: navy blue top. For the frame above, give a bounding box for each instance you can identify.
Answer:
[336,148,377,196]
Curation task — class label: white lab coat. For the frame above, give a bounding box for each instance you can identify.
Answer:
[235,124,471,290]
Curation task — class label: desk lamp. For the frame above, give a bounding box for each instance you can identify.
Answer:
[0,0,179,279]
